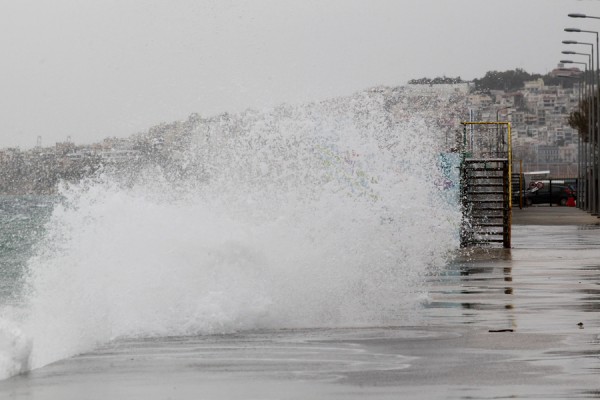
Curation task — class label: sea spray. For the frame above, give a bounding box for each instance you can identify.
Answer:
[0,86,463,378]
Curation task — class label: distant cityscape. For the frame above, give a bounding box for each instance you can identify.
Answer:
[0,64,583,194]
[467,63,581,178]
[0,115,199,195]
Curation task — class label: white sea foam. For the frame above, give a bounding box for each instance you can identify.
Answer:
[0,86,463,378]
[0,313,31,378]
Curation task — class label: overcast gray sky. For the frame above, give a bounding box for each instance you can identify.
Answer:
[1,0,599,148]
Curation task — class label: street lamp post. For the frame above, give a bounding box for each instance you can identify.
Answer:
[557,70,586,207]
[566,21,600,214]
[562,59,591,210]
[562,40,595,208]
[563,48,594,211]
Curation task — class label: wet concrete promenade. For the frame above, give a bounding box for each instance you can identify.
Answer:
[0,207,598,399]
[418,206,600,399]
[513,205,600,226]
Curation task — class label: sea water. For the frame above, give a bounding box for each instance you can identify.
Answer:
[0,86,463,379]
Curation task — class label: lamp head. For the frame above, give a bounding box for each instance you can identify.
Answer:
[561,50,576,54]
[568,13,587,18]
[565,28,582,32]
[560,60,574,63]
[562,40,578,44]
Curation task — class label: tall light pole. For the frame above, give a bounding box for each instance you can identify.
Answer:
[566,22,600,214]
[562,40,594,59]
[562,59,591,210]
[563,48,594,212]
[557,70,586,207]
[563,40,594,208]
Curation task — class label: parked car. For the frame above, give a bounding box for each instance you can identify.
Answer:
[524,183,576,206]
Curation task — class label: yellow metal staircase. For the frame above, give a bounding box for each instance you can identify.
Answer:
[460,158,510,248]
[459,122,512,249]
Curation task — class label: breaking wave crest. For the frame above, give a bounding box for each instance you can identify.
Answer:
[0,86,463,378]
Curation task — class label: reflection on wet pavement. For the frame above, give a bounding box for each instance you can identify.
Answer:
[427,225,600,330]
[421,224,600,398]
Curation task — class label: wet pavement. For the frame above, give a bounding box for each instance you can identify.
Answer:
[513,205,600,226]
[0,210,598,399]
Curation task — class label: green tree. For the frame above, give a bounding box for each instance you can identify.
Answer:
[408,76,465,85]
[472,68,543,92]
[568,94,597,143]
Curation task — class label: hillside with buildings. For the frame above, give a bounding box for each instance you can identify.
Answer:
[0,66,583,194]
[468,64,581,177]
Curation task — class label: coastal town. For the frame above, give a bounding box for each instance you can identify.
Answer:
[468,63,581,178]
[2,3,600,398]
[0,65,583,194]
[0,115,199,195]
